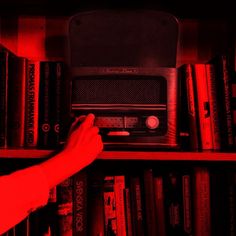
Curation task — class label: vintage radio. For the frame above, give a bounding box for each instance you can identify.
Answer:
[71,67,179,149]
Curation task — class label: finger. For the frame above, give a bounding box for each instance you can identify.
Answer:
[81,113,95,128]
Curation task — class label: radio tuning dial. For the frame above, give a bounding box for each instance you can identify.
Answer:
[145,116,160,129]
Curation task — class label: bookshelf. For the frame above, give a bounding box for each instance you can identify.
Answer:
[0,149,236,161]
[0,2,236,236]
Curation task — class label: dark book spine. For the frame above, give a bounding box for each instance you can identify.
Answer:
[221,56,234,148]
[73,170,88,236]
[129,176,145,236]
[87,170,105,236]
[38,61,53,149]
[179,64,200,150]
[193,167,211,236]
[0,49,9,148]
[142,168,158,236]
[226,170,236,236]
[57,177,73,236]
[153,175,166,236]
[211,55,234,149]
[7,56,27,147]
[182,173,193,236]
[24,60,40,147]
[210,168,228,236]
[15,216,30,236]
[163,170,184,236]
[124,188,133,236]
[49,61,64,148]
[231,73,236,147]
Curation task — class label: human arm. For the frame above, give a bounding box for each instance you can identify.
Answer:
[0,113,103,234]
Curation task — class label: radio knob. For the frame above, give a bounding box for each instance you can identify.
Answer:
[145,116,159,129]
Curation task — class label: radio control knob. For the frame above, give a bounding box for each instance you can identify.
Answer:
[145,116,159,129]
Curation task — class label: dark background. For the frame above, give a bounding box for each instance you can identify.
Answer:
[0,0,235,19]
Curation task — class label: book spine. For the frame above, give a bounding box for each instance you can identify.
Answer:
[38,61,53,148]
[193,64,213,150]
[49,61,64,148]
[181,64,200,150]
[24,60,40,147]
[103,176,117,236]
[182,174,193,236]
[210,168,227,236]
[129,176,144,236]
[88,170,105,236]
[211,55,234,149]
[231,74,236,147]
[205,63,221,150]
[114,175,127,236]
[194,167,211,236]
[124,188,133,236]
[222,56,234,148]
[73,170,87,236]
[153,176,166,236]
[163,170,184,236]
[57,177,73,236]
[54,62,63,147]
[7,56,27,147]
[0,49,8,148]
[226,171,236,236]
[15,216,30,236]
[142,168,158,236]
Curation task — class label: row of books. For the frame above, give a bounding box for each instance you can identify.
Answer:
[0,44,68,149]
[1,41,236,151]
[3,164,236,236]
[179,54,236,151]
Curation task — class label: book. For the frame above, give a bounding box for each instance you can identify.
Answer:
[124,188,133,236]
[38,61,52,149]
[179,63,200,150]
[163,169,184,236]
[114,175,126,236]
[210,166,236,236]
[87,169,105,236]
[209,55,234,150]
[103,176,117,236]
[231,71,236,147]
[24,60,40,148]
[192,64,213,150]
[57,177,73,236]
[193,167,211,236]
[129,175,145,236]
[73,169,88,236]
[49,61,65,148]
[38,60,65,149]
[142,168,158,236]
[153,175,166,236]
[205,63,221,150]
[7,56,28,147]
[0,45,9,148]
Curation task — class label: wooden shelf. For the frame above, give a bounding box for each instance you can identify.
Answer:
[0,149,236,161]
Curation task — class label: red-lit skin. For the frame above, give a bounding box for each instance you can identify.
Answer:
[41,113,103,188]
[0,113,103,234]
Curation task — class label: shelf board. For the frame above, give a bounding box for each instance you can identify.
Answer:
[0,149,236,161]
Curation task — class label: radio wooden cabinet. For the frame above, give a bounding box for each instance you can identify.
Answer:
[0,1,236,236]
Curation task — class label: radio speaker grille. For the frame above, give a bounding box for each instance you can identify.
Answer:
[72,76,167,104]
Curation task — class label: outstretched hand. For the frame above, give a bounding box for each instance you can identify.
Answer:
[63,113,103,166]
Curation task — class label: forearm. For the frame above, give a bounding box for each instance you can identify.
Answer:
[39,150,88,189]
[0,165,49,234]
